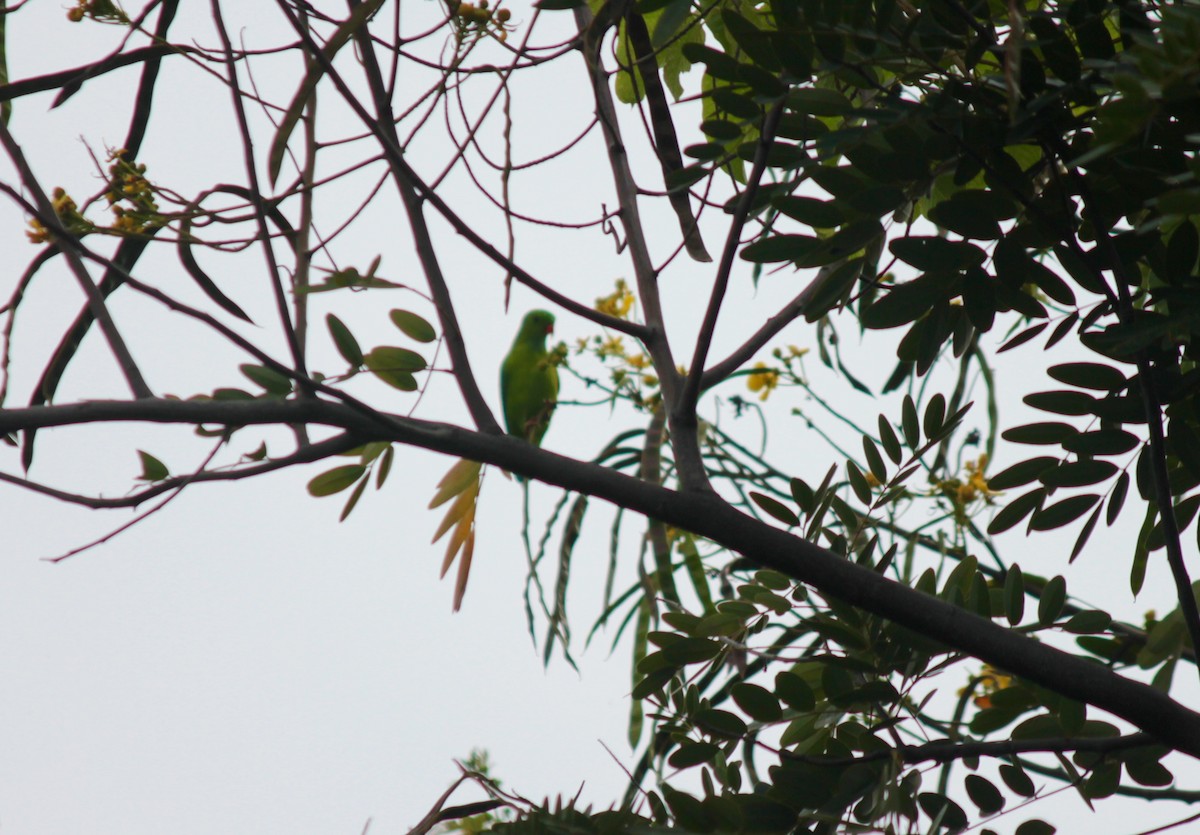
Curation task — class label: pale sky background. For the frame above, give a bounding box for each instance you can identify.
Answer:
[0,2,1197,834]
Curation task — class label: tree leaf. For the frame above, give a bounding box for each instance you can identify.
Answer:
[1023,390,1096,416]
[750,491,799,526]
[1002,422,1079,445]
[1030,495,1101,531]
[988,457,1060,490]
[964,774,1005,814]
[988,488,1045,534]
[889,236,986,270]
[389,309,437,342]
[327,314,363,367]
[731,682,783,722]
[308,464,366,497]
[136,450,169,482]
[1047,362,1127,391]
[239,363,292,396]
[1038,575,1067,625]
[1005,564,1025,625]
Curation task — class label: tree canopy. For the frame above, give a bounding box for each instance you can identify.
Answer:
[2,0,1200,832]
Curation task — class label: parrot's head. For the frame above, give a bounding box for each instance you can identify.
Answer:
[519,309,556,341]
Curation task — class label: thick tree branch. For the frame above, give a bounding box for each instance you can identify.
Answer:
[683,101,784,413]
[572,2,711,492]
[784,731,1156,766]
[0,44,179,103]
[212,0,309,387]
[622,10,710,263]
[4,397,1200,758]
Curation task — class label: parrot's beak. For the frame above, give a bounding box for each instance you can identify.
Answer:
[547,323,555,334]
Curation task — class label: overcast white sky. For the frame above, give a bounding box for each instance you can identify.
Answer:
[0,2,1197,834]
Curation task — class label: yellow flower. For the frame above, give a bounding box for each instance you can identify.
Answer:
[965,664,1014,709]
[964,454,998,499]
[597,335,625,359]
[746,362,779,401]
[596,279,635,319]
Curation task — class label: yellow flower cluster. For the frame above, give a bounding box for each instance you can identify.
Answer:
[595,279,636,320]
[26,187,92,244]
[965,663,1014,709]
[105,149,161,236]
[958,454,996,504]
[746,362,779,401]
[452,0,513,41]
[933,454,999,523]
[66,0,128,23]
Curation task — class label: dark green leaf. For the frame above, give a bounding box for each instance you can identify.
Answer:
[901,395,920,450]
[786,86,853,115]
[732,682,784,722]
[774,671,816,711]
[1030,494,1101,530]
[1048,362,1126,391]
[789,477,814,514]
[750,491,799,526]
[364,346,425,391]
[928,194,1002,239]
[862,436,888,483]
[1004,564,1025,625]
[1023,390,1095,416]
[1000,764,1036,797]
[663,638,722,664]
[1125,758,1173,787]
[917,793,968,830]
[1107,472,1130,526]
[1083,762,1121,799]
[327,314,363,366]
[889,236,986,270]
[988,457,1060,490]
[861,272,958,329]
[989,488,1046,534]
[240,364,293,396]
[1063,609,1112,634]
[308,465,366,497]
[803,259,865,320]
[878,415,903,464]
[667,741,720,769]
[1002,422,1078,446]
[923,393,946,439]
[1063,430,1140,456]
[720,10,779,70]
[136,450,169,482]
[774,196,843,228]
[389,309,437,343]
[1038,575,1067,625]
[741,234,821,263]
[1040,460,1118,488]
[695,708,748,738]
[847,461,872,504]
[964,774,1005,814]
[998,322,1048,353]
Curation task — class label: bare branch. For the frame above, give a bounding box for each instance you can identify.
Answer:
[4,397,1200,758]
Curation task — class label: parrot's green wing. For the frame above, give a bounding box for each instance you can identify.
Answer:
[500,309,558,446]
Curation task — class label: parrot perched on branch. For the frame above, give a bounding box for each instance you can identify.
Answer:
[500,309,558,447]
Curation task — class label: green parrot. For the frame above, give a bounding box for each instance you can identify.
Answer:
[500,309,558,447]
